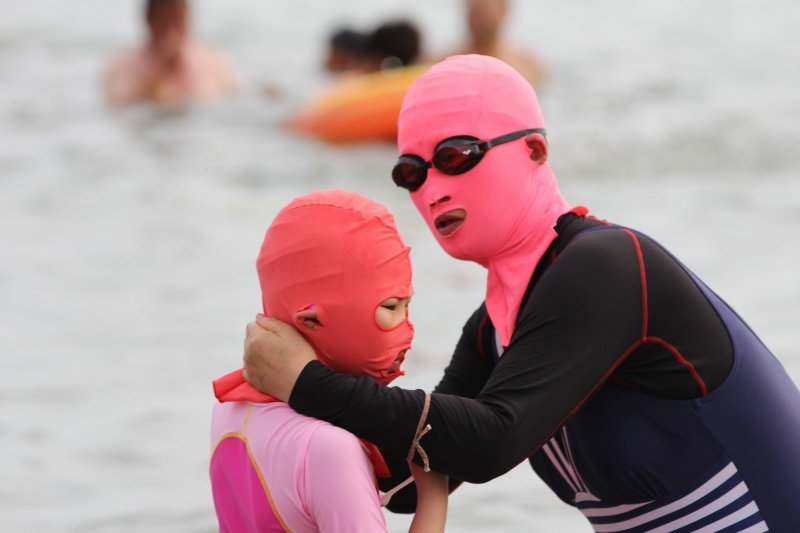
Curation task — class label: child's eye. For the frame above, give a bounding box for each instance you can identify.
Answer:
[380,298,401,311]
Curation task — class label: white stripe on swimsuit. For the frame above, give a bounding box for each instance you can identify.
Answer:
[543,432,766,532]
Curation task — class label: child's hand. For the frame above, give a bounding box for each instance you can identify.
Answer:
[243,315,317,401]
[409,461,448,532]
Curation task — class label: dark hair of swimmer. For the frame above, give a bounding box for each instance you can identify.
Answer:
[329,28,369,54]
[364,19,421,69]
[145,0,187,20]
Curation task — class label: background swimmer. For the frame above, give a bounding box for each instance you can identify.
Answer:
[104,0,237,106]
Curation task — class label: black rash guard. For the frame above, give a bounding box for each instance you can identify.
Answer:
[288,214,734,511]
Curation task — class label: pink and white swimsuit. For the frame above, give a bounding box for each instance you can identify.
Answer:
[210,400,388,532]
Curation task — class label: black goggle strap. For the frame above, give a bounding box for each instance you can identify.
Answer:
[483,128,547,150]
[440,128,546,163]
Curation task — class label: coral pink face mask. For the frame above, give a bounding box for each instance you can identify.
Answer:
[397,55,580,347]
[212,191,410,479]
[257,190,414,385]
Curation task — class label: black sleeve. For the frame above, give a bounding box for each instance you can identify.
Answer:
[290,304,496,464]
[377,307,495,513]
[419,230,644,482]
[433,303,496,396]
[290,362,425,459]
[290,229,644,483]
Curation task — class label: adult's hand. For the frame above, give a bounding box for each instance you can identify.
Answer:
[243,315,317,402]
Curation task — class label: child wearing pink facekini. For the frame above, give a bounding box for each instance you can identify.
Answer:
[210,190,447,533]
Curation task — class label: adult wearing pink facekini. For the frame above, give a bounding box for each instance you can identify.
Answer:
[243,56,800,531]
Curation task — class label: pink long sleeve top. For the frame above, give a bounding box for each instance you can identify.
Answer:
[210,400,388,532]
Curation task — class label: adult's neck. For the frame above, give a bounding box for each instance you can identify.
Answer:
[481,163,571,345]
[486,164,566,266]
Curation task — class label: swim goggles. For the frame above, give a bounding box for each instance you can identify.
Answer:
[391,128,546,192]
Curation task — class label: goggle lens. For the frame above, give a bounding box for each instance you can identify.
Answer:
[431,137,484,175]
[391,155,429,191]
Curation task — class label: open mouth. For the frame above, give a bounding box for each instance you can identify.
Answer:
[385,349,407,373]
[434,209,467,237]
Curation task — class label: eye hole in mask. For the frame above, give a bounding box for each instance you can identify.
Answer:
[375,296,412,331]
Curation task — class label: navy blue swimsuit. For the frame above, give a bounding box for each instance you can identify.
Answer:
[289,214,800,531]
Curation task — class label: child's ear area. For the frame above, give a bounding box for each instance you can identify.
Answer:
[295,307,323,330]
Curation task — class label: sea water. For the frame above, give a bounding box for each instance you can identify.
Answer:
[0,1,797,531]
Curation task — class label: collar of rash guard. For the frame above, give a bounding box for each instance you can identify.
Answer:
[256,189,413,383]
[398,55,579,347]
[211,369,392,478]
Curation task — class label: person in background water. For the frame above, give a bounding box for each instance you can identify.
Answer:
[104,0,236,107]
[361,19,423,72]
[211,190,448,532]
[449,0,545,86]
[241,55,800,531]
[323,27,369,74]
[321,19,423,76]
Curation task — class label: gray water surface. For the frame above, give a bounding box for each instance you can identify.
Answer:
[1,1,797,531]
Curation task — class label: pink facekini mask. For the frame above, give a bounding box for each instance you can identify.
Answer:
[397,55,581,348]
[257,190,414,385]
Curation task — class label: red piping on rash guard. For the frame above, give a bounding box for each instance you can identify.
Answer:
[524,339,645,459]
[645,336,709,396]
[622,228,709,397]
[523,228,660,458]
[622,229,649,338]
[609,374,638,390]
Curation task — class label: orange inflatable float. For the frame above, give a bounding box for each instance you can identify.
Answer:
[287,65,427,143]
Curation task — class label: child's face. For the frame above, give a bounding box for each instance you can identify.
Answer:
[375,296,411,329]
[375,295,412,382]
